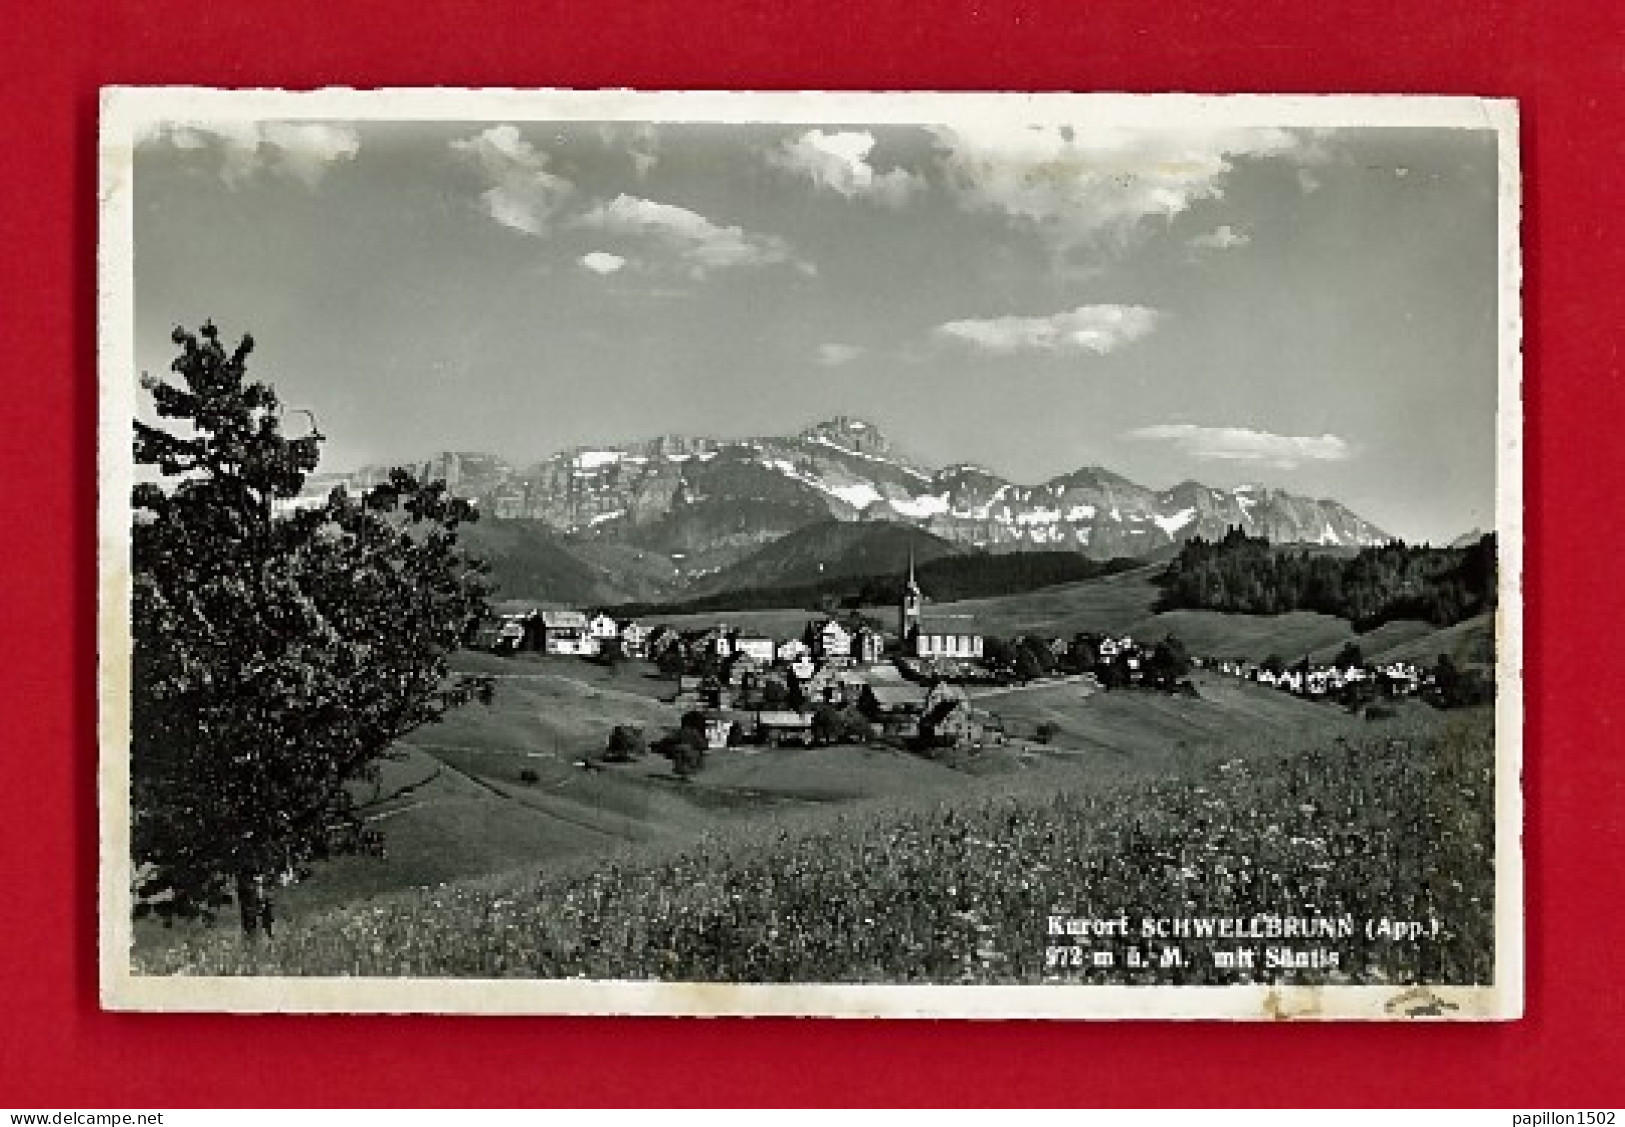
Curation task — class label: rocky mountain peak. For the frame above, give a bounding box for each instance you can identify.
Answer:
[318,415,1392,563]
[798,416,891,457]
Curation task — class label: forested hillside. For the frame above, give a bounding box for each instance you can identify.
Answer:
[611,551,1142,618]
[1155,529,1497,631]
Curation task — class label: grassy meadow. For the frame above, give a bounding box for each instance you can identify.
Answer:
[139,706,1493,985]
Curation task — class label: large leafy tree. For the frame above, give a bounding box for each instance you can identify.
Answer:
[131,323,494,935]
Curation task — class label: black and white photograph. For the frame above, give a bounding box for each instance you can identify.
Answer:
[98,90,1521,1018]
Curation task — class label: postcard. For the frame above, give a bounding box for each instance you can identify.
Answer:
[99,89,1522,1017]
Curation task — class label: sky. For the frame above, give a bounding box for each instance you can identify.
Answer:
[131,116,1504,543]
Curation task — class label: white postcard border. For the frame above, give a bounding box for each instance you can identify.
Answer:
[98,88,1523,1019]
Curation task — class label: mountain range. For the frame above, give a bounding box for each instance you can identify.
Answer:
[312,416,1391,601]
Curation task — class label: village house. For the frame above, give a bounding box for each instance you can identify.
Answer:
[852,627,886,665]
[494,616,529,652]
[644,625,679,658]
[721,708,758,744]
[755,710,815,747]
[776,638,810,664]
[698,713,735,751]
[808,618,852,661]
[587,613,620,646]
[733,635,776,664]
[723,652,764,690]
[804,666,868,705]
[700,675,734,709]
[700,628,734,661]
[540,610,596,656]
[617,621,650,658]
[1097,634,1136,660]
[675,629,711,664]
[797,665,842,706]
[859,682,932,738]
[673,674,735,711]
[918,682,1002,750]
[1379,662,1421,692]
[471,612,531,653]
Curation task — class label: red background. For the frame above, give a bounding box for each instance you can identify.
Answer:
[2,0,1620,1107]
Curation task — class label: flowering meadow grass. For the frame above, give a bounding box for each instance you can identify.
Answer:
[140,709,1495,985]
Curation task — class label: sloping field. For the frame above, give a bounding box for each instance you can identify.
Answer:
[276,747,644,916]
[143,708,1491,985]
[1306,618,1440,664]
[984,672,1362,769]
[1357,612,1496,669]
[1146,608,1371,662]
[417,659,683,762]
[451,650,678,701]
[135,651,1416,949]
[136,571,1477,950]
[696,743,974,800]
[936,564,1165,637]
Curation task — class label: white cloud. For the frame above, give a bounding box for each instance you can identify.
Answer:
[450,125,574,236]
[576,193,807,278]
[628,124,659,179]
[935,304,1159,356]
[930,124,1308,258]
[1127,423,1352,467]
[768,130,921,206]
[144,121,360,187]
[595,122,660,179]
[579,251,627,275]
[1189,224,1250,250]
[815,343,866,366]
[259,124,361,187]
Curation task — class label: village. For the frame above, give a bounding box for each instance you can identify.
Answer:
[466,556,1433,769]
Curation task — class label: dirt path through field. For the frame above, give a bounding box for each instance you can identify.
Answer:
[967,673,1099,700]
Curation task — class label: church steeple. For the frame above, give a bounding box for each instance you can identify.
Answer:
[900,545,923,639]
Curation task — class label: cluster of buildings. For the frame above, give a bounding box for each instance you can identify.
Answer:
[1198,656,1426,699]
[469,608,650,657]
[666,652,1005,752]
[469,557,1005,753]
[471,556,985,662]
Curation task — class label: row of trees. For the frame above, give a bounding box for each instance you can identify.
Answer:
[980,631,1193,690]
[1156,528,1497,630]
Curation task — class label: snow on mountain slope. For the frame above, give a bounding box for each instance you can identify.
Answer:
[323,417,1390,561]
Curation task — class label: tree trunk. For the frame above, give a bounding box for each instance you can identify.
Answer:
[235,869,275,938]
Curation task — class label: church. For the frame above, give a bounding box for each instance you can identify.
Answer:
[899,552,984,660]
